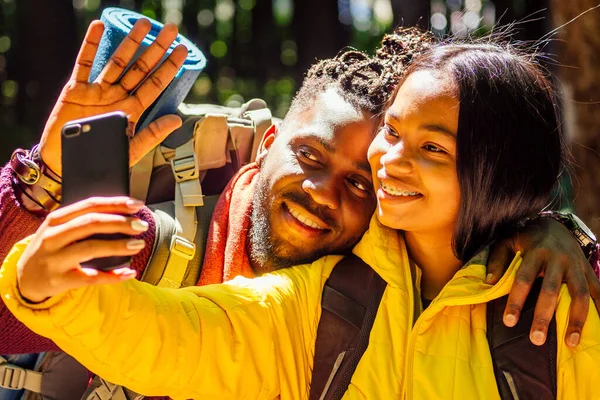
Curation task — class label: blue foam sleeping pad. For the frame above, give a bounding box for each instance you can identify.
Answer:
[89,7,206,135]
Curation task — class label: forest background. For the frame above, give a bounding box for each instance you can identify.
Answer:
[0,0,598,232]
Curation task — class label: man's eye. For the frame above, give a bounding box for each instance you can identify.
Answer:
[299,149,319,162]
[349,178,369,192]
[423,144,445,153]
[380,125,399,138]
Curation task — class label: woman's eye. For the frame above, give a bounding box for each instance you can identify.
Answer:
[423,144,445,153]
[299,149,319,162]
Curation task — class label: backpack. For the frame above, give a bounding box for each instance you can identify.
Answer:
[309,256,558,400]
[82,98,278,400]
[0,352,88,400]
[1,98,277,400]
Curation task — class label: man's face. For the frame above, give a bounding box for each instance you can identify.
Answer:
[249,88,379,272]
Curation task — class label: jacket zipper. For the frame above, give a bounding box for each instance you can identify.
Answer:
[403,261,517,400]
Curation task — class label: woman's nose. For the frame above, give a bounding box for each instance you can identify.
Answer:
[380,143,414,174]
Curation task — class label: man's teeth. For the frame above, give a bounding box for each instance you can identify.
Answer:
[381,183,420,197]
[288,207,325,230]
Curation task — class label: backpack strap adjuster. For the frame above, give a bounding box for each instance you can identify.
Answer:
[0,363,26,390]
[170,235,196,261]
[171,140,204,207]
[171,153,198,183]
[0,356,43,392]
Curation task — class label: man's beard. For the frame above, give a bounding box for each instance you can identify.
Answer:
[248,177,354,274]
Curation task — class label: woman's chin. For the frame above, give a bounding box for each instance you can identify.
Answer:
[376,209,409,231]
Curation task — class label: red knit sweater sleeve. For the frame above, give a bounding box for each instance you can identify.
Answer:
[0,164,156,354]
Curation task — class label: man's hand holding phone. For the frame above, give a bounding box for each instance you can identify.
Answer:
[16,197,146,303]
[38,18,187,177]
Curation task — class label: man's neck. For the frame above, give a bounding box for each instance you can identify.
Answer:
[404,228,462,300]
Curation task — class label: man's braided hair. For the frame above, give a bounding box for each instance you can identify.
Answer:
[286,27,435,119]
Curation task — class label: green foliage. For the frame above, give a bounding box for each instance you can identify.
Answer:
[0,0,538,162]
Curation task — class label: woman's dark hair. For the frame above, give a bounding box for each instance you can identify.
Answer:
[401,43,567,262]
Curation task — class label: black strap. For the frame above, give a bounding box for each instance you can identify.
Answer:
[309,255,386,400]
[487,277,557,399]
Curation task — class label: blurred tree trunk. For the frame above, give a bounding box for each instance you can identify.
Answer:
[293,0,350,77]
[495,0,548,41]
[493,0,517,26]
[12,0,78,143]
[390,0,429,28]
[550,0,600,232]
[247,0,281,81]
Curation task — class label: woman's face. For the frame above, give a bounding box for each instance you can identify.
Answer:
[367,69,461,235]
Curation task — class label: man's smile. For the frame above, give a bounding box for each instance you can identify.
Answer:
[282,202,331,238]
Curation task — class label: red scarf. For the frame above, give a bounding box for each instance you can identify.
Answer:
[198,163,260,285]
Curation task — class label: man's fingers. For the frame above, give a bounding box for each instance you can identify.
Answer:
[72,20,105,83]
[45,213,149,251]
[487,241,514,285]
[563,266,591,348]
[47,197,144,226]
[129,115,182,165]
[529,265,562,346]
[96,18,151,88]
[503,251,541,327]
[133,44,187,110]
[119,23,179,91]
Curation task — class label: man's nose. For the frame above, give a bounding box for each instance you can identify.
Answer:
[302,176,341,210]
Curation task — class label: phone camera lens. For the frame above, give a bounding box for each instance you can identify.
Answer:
[63,124,82,137]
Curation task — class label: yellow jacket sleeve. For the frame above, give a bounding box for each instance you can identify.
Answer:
[555,285,600,400]
[0,239,340,399]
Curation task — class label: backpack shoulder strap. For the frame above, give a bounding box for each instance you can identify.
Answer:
[487,277,557,400]
[142,194,220,288]
[310,255,386,400]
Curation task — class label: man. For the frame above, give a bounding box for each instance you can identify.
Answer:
[0,20,598,398]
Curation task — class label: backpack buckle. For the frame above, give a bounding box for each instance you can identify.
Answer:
[0,363,26,390]
[171,153,199,183]
[170,235,196,261]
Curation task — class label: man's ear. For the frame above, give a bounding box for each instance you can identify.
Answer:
[255,124,277,166]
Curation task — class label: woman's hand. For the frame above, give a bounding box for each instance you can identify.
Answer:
[17,197,149,303]
[39,18,187,176]
[487,217,599,348]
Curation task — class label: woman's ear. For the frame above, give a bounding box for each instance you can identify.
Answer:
[255,124,277,167]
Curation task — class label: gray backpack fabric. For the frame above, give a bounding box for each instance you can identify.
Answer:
[0,352,88,400]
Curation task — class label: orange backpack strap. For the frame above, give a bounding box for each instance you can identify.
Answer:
[310,255,386,400]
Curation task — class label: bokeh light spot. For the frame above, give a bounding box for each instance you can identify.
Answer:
[0,36,11,53]
[197,9,215,27]
[210,40,228,58]
[2,80,18,98]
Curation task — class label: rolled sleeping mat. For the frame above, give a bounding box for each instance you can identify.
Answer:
[89,7,207,133]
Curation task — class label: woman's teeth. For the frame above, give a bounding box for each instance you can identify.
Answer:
[288,206,325,230]
[381,183,420,197]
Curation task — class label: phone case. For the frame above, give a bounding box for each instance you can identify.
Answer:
[61,111,131,271]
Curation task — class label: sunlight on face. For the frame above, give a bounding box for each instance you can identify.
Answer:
[367,70,461,235]
[250,88,378,271]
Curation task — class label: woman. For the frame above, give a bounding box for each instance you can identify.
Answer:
[1,41,599,399]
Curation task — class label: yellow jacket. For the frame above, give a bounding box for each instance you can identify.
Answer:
[1,217,599,399]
